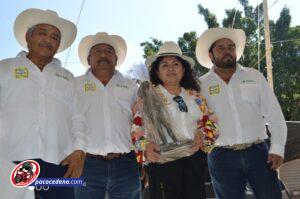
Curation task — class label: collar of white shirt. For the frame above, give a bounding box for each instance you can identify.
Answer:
[16,51,62,67]
[85,68,123,85]
[208,63,246,78]
[158,84,186,102]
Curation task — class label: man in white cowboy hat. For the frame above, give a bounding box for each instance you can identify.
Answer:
[74,32,141,199]
[196,27,287,198]
[0,8,86,199]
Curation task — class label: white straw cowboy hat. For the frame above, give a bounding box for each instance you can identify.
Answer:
[14,8,77,53]
[196,28,246,69]
[145,41,195,69]
[78,32,127,68]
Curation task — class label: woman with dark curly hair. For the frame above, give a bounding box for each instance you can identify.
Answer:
[131,41,218,199]
[149,55,200,92]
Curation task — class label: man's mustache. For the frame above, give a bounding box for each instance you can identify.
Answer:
[222,54,234,60]
[97,58,110,64]
[39,41,53,50]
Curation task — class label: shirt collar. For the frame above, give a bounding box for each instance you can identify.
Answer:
[236,63,245,72]
[86,69,122,83]
[86,69,121,76]
[157,84,186,100]
[16,51,62,67]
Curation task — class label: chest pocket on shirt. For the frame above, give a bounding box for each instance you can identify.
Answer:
[114,87,133,113]
[50,76,73,104]
[240,83,259,104]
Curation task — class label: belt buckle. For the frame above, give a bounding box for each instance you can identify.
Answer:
[222,140,263,151]
[233,143,249,150]
[103,153,121,160]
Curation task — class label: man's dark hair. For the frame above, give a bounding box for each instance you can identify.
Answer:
[149,56,200,92]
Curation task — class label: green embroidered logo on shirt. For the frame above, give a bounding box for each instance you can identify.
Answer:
[84,83,96,92]
[209,84,220,95]
[241,79,255,84]
[116,84,129,89]
[15,67,29,79]
[55,73,70,81]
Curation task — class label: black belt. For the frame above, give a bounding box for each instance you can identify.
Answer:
[86,152,131,160]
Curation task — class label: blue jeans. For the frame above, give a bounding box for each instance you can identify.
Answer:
[75,151,141,199]
[208,142,282,199]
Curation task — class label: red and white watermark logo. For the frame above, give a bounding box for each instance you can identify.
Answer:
[10,160,40,188]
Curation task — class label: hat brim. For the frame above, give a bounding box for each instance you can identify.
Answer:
[14,8,77,53]
[145,53,195,69]
[196,28,246,69]
[78,33,127,68]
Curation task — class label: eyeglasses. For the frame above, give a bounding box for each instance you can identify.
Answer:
[173,96,188,112]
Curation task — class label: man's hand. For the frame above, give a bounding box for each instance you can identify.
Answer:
[190,132,204,153]
[61,150,85,178]
[145,142,161,163]
[267,154,283,171]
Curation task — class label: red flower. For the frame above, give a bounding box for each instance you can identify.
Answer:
[202,115,209,123]
[134,116,142,126]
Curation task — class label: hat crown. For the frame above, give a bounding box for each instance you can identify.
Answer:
[158,41,182,55]
[145,41,195,68]
[44,9,58,17]
[95,32,110,39]
[91,32,118,52]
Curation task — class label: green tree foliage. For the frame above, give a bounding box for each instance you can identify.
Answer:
[197,4,219,28]
[178,31,208,76]
[271,8,300,120]
[140,38,163,59]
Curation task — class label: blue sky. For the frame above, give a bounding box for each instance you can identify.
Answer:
[1,0,299,77]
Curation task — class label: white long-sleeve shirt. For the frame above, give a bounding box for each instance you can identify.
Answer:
[0,51,85,164]
[199,64,287,157]
[156,85,202,142]
[75,70,138,155]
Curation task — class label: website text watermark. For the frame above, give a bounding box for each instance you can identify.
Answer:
[32,178,85,187]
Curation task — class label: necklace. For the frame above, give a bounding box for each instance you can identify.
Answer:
[154,85,172,105]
